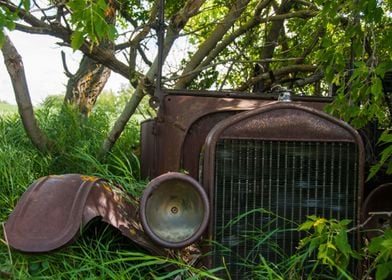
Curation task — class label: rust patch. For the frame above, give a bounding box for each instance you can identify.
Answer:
[80,175,100,182]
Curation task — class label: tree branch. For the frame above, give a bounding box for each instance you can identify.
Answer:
[237,64,318,91]
[98,0,206,159]
[174,4,318,89]
[174,0,252,89]
[14,23,52,35]
[294,71,324,87]
[295,26,325,64]
[1,35,52,153]
[1,0,130,79]
[137,46,152,66]
[61,50,74,78]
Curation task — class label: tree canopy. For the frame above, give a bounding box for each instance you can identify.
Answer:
[0,0,391,167]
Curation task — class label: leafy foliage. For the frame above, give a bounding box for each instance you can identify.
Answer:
[0,5,15,46]
[67,0,117,49]
[296,216,358,278]
[368,130,392,179]
[367,229,392,280]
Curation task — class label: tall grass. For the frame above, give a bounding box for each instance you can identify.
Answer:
[0,94,143,213]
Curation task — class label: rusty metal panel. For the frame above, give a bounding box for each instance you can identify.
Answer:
[4,174,164,255]
[140,119,157,179]
[5,174,98,252]
[141,93,331,179]
[220,102,358,142]
[182,111,236,179]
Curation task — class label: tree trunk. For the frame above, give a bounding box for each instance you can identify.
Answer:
[63,0,116,117]
[64,55,111,116]
[1,35,52,153]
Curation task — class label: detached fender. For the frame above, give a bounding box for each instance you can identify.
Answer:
[4,174,164,255]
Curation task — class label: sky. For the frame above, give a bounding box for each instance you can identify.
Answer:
[0,31,128,105]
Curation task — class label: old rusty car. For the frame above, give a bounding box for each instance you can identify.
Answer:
[4,83,392,278]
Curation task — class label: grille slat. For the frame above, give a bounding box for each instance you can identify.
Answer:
[212,139,359,279]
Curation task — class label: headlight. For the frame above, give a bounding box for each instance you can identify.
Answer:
[140,172,210,248]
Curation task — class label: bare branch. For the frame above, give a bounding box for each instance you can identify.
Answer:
[260,0,293,69]
[14,23,52,35]
[237,64,318,91]
[294,71,324,87]
[166,57,302,82]
[175,0,252,89]
[174,5,318,89]
[347,211,392,233]
[138,46,152,66]
[61,50,74,78]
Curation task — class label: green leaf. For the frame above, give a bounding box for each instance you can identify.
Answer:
[97,0,107,10]
[298,220,314,231]
[334,231,351,258]
[308,237,321,255]
[314,218,327,233]
[381,238,392,250]
[380,145,392,162]
[368,235,384,254]
[384,229,392,239]
[71,30,85,50]
[326,242,337,251]
[339,219,352,226]
[107,24,117,41]
[387,160,392,174]
[379,131,392,143]
[67,0,85,11]
[376,62,392,76]
[368,163,383,180]
[376,262,392,280]
[371,77,383,98]
[22,0,30,11]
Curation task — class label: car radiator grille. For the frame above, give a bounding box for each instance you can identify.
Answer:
[212,139,359,279]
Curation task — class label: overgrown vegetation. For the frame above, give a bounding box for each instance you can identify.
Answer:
[2,0,391,164]
[1,0,391,278]
[0,101,16,115]
[0,95,391,279]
